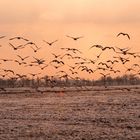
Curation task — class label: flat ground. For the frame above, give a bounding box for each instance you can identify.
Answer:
[0,86,140,140]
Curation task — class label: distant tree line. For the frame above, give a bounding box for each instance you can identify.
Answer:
[0,74,140,88]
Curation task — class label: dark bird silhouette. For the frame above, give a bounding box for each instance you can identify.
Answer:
[17,55,29,61]
[122,59,130,64]
[124,66,136,73]
[115,47,130,52]
[32,57,45,65]
[50,59,64,65]
[9,43,24,50]
[58,73,74,80]
[75,61,90,65]
[8,76,18,81]
[0,73,8,78]
[106,60,119,64]
[102,46,116,52]
[78,65,88,70]
[131,63,140,68]
[98,62,110,68]
[0,59,13,62]
[56,70,67,75]
[9,36,29,41]
[110,69,120,73]
[24,64,37,67]
[39,64,49,70]
[96,67,108,71]
[100,73,110,78]
[69,48,82,54]
[86,59,96,64]
[14,60,27,65]
[60,53,74,59]
[74,76,81,80]
[113,56,130,64]
[16,74,27,79]
[30,46,41,53]
[89,45,103,50]
[117,32,130,40]
[51,64,63,69]
[43,40,58,46]
[73,56,86,61]
[67,65,78,70]
[66,35,83,41]
[2,69,15,75]
[96,52,103,59]
[69,69,78,75]
[127,52,140,58]
[81,67,94,74]
[61,47,70,50]
[61,47,82,54]
[0,36,6,39]
[24,41,38,48]
[133,72,140,76]
[29,73,41,77]
[52,53,61,58]
[115,47,131,55]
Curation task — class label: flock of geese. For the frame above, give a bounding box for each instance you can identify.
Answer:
[0,32,140,93]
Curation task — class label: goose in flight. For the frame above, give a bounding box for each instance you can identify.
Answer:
[50,59,64,65]
[101,46,116,52]
[0,36,6,39]
[66,35,83,41]
[131,63,140,68]
[16,74,27,79]
[32,57,45,65]
[0,58,13,62]
[60,53,74,59]
[100,73,110,78]
[0,73,9,78]
[115,47,131,55]
[69,69,78,75]
[52,53,61,58]
[81,67,94,74]
[29,73,41,77]
[30,46,41,53]
[9,43,24,50]
[125,68,135,73]
[24,41,38,48]
[39,64,49,70]
[110,69,120,74]
[14,60,27,65]
[17,55,29,61]
[9,36,29,41]
[2,69,15,75]
[89,45,103,50]
[106,60,119,64]
[43,40,58,46]
[67,65,78,70]
[117,32,130,40]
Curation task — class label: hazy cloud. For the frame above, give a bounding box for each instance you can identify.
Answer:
[0,0,140,25]
[0,0,41,24]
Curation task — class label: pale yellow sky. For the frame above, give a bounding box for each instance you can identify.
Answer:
[0,0,140,79]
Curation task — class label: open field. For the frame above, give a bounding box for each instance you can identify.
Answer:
[0,86,140,140]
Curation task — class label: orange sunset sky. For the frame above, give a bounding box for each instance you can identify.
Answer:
[0,0,140,80]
